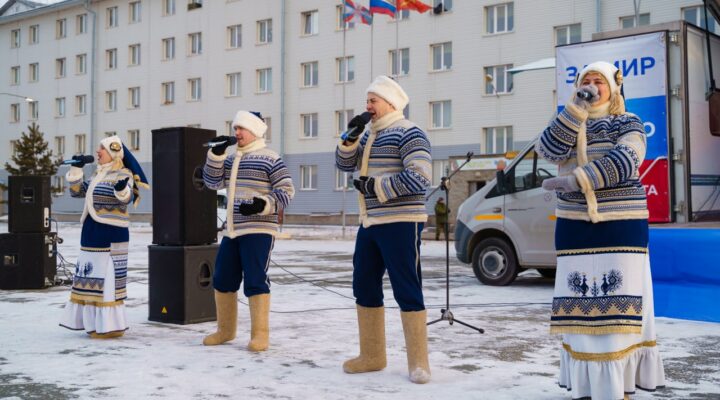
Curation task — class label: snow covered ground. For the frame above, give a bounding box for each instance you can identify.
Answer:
[1,221,719,399]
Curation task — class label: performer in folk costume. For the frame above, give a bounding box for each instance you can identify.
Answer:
[336,76,433,383]
[202,110,294,351]
[537,61,665,400]
[60,136,149,338]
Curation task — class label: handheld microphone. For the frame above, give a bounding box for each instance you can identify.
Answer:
[61,155,94,165]
[576,90,594,101]
[340,112,372,141]
[203,136,238,148]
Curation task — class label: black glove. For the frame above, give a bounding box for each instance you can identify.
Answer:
[353,176,376,196]
[71,155,88,168]
[209,135,234,155]
[238,197,267,216]
[344,114,368,143]
[114,177,130,192]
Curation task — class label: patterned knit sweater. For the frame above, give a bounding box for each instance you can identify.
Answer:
[537,103,648,223]
[336,110,432,228]
[203,139,294,238]
[66,163,134,228]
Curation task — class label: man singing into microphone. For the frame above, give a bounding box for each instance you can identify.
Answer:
[202,111,294,352]
[336,76,433,383]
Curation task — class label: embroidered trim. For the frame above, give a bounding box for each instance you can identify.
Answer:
[557,246,647,256]
[562,340,657,362]
[551,325,642,335]
[70,297,125,307]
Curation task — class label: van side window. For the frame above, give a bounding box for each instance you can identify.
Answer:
[503,147,558,194]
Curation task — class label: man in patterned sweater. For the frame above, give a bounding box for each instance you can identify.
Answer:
[201,110,295,352]
[336,76,433,384]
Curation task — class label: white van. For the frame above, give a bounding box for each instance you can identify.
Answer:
[454,140,559,286]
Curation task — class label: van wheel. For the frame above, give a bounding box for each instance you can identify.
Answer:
[471,238,519,286]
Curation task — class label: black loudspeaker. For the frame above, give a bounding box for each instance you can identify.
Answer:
[8,175,51,234]
[0,232,57,289]
[148,244,218,324]
[151,127,218,246]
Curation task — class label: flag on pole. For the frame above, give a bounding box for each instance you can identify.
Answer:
[369,0,396,17]
[397,0,432,13]
[344,0,373,25]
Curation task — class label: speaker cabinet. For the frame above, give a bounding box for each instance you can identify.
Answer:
[8,175,51,234]
[151,127,218,246]
[0,232,57,289]
[148,244,218,324]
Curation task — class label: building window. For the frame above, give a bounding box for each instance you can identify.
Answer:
[163,0,176,16]
[76,95,86,115]
[486,2,514,34]
[433,0,453,12]
[389,48,410,76]
[484,64,513,94]
[302,10,319,36]
[432,159,450,186]
[335,169,354,190]
[29,63,39,82]
[301,113,319,138]
[264,116,272,142]
[55,136,65,157]
[225,120,233,135]
[56,58,66,78]
[162,38,175,60]
[335,109,354,136]
[300,165,318,190]
[11,29,20,48]
[188,0,202,11]
[483,126,513,154]
[29,25,39,44]
[336,5,355,30]
[336,56,355,83]
[56,19,67,39]
[227,24,242,48]
[129,44,141,66]
[76,54,87,75]
[431,42,452,71]
[394,8,410,21]
[106,48,117,69]
[52,176,65,193]
[128,87,140,108]
[301,61,319,87]
[10,103,20,123]
[257,68,272,93]
[430,100,451,129]
[55,97,65,118]
[188,78,202,101]
[620,13,650,29]
[257,19,272,44]
[105,90,117,111]
[11,66,20,85]
[10,140,19,157]
[162,81,175,104]
[107,6,118,28]
[683,6,719,34]
[128,130,140,150]
[226,73,241,96]
[188,32,202,55]
[555,23,581,46]
[76,13,87,34]
[130,1,141,23]
[105,131,117,137]
[75,134,86,154]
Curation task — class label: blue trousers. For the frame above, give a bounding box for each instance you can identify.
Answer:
[213,234,274,297]
[353,222,425,312]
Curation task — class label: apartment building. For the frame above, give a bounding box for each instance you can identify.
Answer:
[1,0,716,217]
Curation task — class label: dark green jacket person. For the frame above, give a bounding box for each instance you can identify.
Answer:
[434,198,448,240]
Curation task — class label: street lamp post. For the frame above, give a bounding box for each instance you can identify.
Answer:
[0,92,34,102]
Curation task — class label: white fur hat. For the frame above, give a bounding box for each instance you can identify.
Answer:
[100,135,124,160]
[232,110,267,138]
[366,75,409,111]
[576,61,623,94]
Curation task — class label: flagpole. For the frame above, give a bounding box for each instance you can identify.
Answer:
[341,3,348,239]
[395,6,399,78]
[370,20,374,80]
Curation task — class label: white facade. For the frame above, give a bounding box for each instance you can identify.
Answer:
[0,0,714,215]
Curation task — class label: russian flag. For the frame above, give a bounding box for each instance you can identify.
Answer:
[369,0,396,17]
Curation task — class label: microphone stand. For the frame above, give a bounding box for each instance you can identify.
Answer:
[426,151,484,334]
